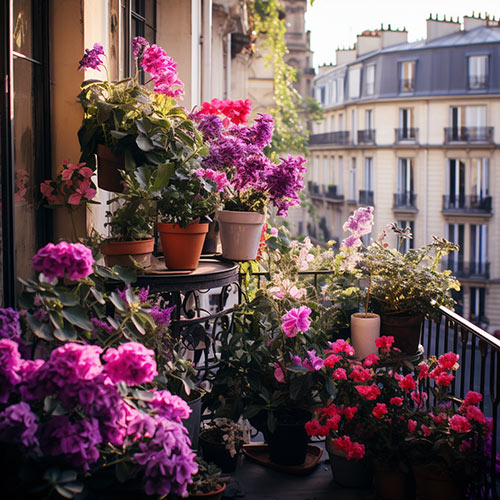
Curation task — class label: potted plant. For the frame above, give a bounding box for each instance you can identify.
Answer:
[199,418,249,472]
[100,166,158,267]
[192,100,307,261]
[77,38,203,192]
[155,162,225,270]
[187,457,228,500]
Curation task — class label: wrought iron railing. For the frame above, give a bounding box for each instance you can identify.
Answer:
[442,194,492,213]
[443,259,490,279]
[357,129,376,144]
[359,189,374,206]
[393,192,417,209]
[444,126,494,144]
[395,127,418,142]
[309,131,351,146]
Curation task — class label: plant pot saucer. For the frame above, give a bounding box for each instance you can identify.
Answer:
[242,443,322,475]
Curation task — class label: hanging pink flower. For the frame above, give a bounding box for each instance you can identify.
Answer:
[281,306,311,338]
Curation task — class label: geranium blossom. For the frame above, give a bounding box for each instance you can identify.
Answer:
[432,412,448,425]
[281,306,311,337]
[333,368,347,380]
[343,407,358,420]
[408,419,417,433]
[349,366,372,382]
[398,374,416,392]
[355,384,381,400]
[78,43,105,71]
[463,391,482,406]
[438,352,460,370]
[0,308,21,340]
[363,353,379,367]
[390,397,403,406]
[342,206,374,237]
[324,353,342,368]
[331,436,365,460]
[372,403,388,419]
[449,414,472,433]
[464,405,486,424]
[434,372,454,387]
[327,339,355,356]
[375,336,395,350]
[421,424,432,437]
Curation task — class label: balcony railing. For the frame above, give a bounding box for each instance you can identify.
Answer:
[308,183,344,202]
[393,192,417,209]
[442,195,492,213]
[444,127,494,144]
[325,185,344,201]
[309,131,351,146]
[357,129,376,144]
[444,259,490,279]
[395,128,418,142]
[359,189,374,206]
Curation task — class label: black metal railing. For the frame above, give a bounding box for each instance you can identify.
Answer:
[395,128,418,142]
[443,259,490,279]
[359,189,374,206]
[325,185,344,201]
[442,195,492,213]
[393,192,417,209]
[424,306,500,498]
[444,127,494,144]
[357,129,376,144]
[309,131,351,146]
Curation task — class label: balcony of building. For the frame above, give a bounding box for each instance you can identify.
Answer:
[393,192,418,212]
[309,131,351,146]
[394,128,418,143]
[357,129,376,145]
[308,183,345,203]
[442,195,493,215]
[444,259,490,279]
[358,190,374,206]
[444,127,494,144]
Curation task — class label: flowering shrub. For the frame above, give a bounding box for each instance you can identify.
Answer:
[0,339,196,497]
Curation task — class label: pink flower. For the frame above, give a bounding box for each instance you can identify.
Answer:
[349,366,372,382]
[343,407,358,420]
[421,425,432,437]
[305,350,324,371]
[355,384,381,400]
[390,397,403,406]
[438,352,460,370]
[363,353,379,367]
[327,339,355,356]
[79,166,94,178]
[375,336,394,350]
[411,391,428,405]
[324,354,342,368]
[449,414,472,433]
[40,180,59,204]
[372,403,388,419]
[341,235,361,248]
[434,372,454,387]
[68,179,96,205]
[305,419,328,437]
[270,227,278,236]
[332,436,365,460]
[398,374,417,392]
[432,412,448,426]
[333,368,347,380]
[463,391,482,406]
[342,206,374,237]
[408,419,417,433]
[465,405,486,424]
[61,162,86,181]
[417,362,429,379]
[274,363,285,383]
[281,306,311,337]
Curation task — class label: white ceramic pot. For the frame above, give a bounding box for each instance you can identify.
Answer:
[217,210,265,261]
[350,312,380,359]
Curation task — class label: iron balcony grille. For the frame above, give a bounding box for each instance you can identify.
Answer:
[393,192,417,209]
[309,131,351,146]
[325,185,344,201]
[359,190,374,206]
[442,195,492,213]
[444,127,494,144]
[443,259,490,279]
[395,128,418,142]
[357,129,376,144]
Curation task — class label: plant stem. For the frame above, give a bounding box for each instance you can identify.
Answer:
[69,208,79,243]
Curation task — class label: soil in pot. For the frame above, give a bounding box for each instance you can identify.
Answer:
[96,144,125,193]
[157,221,208,270]
[380,313,424,355]
[101,238,154,268]
[199,431,239,473]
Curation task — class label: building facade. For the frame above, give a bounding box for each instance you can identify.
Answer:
[307,14,500,331]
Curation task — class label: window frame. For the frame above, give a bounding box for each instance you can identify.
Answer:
[467,54,489,91]
[399,60,416,94]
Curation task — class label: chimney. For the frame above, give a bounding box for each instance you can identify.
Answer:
[318,64,334,76]
[356,30,381,56]
[380,26,408,48]
[426,13,461,41]
[463,12,488,31]
[336,46,357,66]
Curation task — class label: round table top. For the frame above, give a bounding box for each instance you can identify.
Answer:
[134,256,239,293]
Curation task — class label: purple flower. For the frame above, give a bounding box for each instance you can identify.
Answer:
[48,343,103,381]
[251,113,274,148]
[32,242,94,282]
[149,305,176,327]
[138,286,150,303]
[343,206,374,238]
[0,307,21,339]
[150,390,191,423]
[0,402,38,447]
[127,411,157,440]
[196,115,223,143]
[303,349,324,371]
[90,317,115,335]
[78,43,105,71]
[281,306,312,338]
[116,286,130,302]
[0,339,22,403]
[103,342,157,386]
[341,234,362,248]
[202,136,247,171]
[131,36,149,58]
[134,419,197,497]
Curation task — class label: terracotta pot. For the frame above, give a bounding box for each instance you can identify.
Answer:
[380,313,424,355]
[101,238,154,268]
[157,221,208,270]
[326,439,373,488]
[96,144,125,192]
[199,432,239,472]
[412,463,465,500]
[373,458,416,500]
[217,210,265,261]
[188,483,226,500]
[350,312,380,359]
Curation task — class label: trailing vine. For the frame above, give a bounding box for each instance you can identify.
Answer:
[250,0,319,155]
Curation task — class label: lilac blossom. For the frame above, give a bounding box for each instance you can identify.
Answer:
[281,306,312,338]
[202,136,247,171]
[149,304,176,327]
[150,390,191,422]
[131,36,149,58]
[78,43,105,71]
[0,307,21,339]
[0,402,38,447]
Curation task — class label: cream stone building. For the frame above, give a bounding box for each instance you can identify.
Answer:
[306,14,500,331]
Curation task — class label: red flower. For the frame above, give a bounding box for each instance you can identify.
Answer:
[463,391,482,406]
[349,366,372,382]
[305,419,328,437]
[410,391,427,405]
[434,372,454,387]
[465,405,486,424]
[343,407,358,420]
[375,336,394,350]
[390,397,403,406]
[355,384,381,400]
[324,354,342,368]
[408,419,417,433]
[363,353,379,367]
[372,403,388,419]
[432,412,447,426]
[421,424,432,437]
[327,339,355,356]
[449,414,472,433]
[417,362,429,379]
[333,368,347,380]
[331,436,365,460]
[437,352,459,370]
[398,374,417,392]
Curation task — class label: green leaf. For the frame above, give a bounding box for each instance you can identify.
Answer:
[136,134,154,152]
[54,322,78,342]
[152,163,175,190]
[94,265,118,280]
[289,375,310,401]
[113,266,136,285]
[55,485,76,499]
[286,364,310,373]
[267,412,277,433]
[131,314,146,335]
[115,462,129,483]
[109,292,127,312]
[90,287,105,304]
[56,291,79,307]
[61,306,93,331]
[19,292,34,309]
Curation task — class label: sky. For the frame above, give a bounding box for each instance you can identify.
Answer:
[304,0,500,68]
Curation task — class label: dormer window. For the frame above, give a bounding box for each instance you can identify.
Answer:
[365,65,375,96]
[468,55,488,90]
[399,61,415,93]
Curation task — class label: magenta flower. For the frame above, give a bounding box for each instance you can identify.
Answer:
[281,306,311,337]
[437,352,460,370]
[449,414,472,433]
[131,36,149,58]
[68,179,96,205]
[0,402,39,447]
[342,206,374,237]
[463,391,482,406]
[0,308,21,340]
[341,234,362,248]
[372,403,388,419]
[78,43,105,71]
[274,363,285,383]
[150,390,191,422]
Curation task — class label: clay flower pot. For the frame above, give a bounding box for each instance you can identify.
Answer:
[350,312,380,359]
[188,483,226,500]
[101,238,154,268]
[157,221,208,270]
[96,144,125,193]
[380,313,424,355]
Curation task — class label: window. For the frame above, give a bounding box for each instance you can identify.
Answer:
[349,66,361,99]
[122,0,157,79]
[364,158,373,191]
[447,224,464,274]
[338,113,344,131]
[330,115,336,132]
[449,105,486,140]
[468,55,488,90]
[397,220,415,253]
[349,158,356,200]
[399,108,414,139]
[351,109,356,144]
[470,287,486,325]
[470,158,489,198]
[447,159,465,208]
[365,65,375,95]
[338,156,344,195]
[365,110,373,130]
[400,61,415,93]
[397,158,414,195]
[470,225,488,275]
[338,77,344,102]
[332,80,338,103]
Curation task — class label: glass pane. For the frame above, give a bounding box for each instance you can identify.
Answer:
[13,58,38,286]
[13,0,33,58]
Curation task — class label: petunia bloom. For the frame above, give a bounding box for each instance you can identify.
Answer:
[281,306,311,338]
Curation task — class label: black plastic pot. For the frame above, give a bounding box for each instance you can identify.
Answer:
[199,432,239,472]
